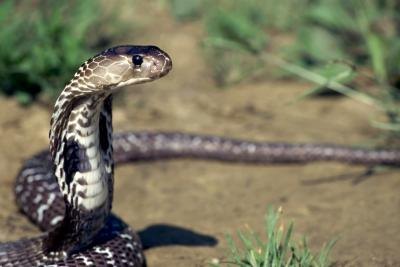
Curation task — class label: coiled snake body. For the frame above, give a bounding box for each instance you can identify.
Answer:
[1,45,399,266]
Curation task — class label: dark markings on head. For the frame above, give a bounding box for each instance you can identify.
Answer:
[88,62,98,70]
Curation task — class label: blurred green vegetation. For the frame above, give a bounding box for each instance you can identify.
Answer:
[0,0,117,104]
[169,0,204,21]
[167,0,400,139]
[1,0,399,137]
[210,207,336,267]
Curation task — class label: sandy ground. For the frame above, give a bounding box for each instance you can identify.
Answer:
[0,2,399,266]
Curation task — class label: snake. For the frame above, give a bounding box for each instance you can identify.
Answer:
[1,45,400,267]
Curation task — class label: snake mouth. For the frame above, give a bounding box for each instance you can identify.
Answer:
[138,54,171,81]
[150,49,172,78]
[159,56,172,77]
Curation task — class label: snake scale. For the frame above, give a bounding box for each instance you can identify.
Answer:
[1,45,399,266]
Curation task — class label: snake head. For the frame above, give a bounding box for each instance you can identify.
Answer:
[79,45,172,90]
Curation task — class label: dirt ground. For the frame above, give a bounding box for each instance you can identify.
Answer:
[0,2,399,267]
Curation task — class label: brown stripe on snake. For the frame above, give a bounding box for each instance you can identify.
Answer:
[1,44,400,266]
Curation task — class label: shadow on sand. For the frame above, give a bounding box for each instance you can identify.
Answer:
[138,224,218,249]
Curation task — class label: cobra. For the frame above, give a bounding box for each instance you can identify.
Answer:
[1,45,400,266]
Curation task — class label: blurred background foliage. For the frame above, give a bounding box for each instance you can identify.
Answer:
[0,0,399,137]
[0,0,117,104]
[166,0,400,138]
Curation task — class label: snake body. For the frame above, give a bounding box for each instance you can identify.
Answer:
[1,45,172,266]
[1,45,400,266]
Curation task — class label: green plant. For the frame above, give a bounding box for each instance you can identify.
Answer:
[200,0,270,86]
[197,0,400,138]
[254,49,400,141]
[287,0,400,137]
[257,0,310,31]
[285,0,400,78]
[211,207,336,267]
[0,0,116,104]
[168,0,205,21]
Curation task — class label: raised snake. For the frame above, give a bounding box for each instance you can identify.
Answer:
[1,45,400,266]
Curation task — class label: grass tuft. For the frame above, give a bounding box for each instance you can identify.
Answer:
[168,0,400,139]
[211,207,336,267]
[202,0,268,86]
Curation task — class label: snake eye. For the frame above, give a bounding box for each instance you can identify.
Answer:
[132,55,143,67]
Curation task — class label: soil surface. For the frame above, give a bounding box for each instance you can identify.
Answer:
[0,2,399,267]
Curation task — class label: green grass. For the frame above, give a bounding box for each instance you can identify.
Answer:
[167,0,400,139]
[168,0,205,21]
[0,0,118,104]
[285,0,400,138]
[260,52,400,140]
[202,0,268,86]
[2,0,399,137]
[211,207,336,267]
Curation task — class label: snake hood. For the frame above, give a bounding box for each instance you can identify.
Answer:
[49,45,172,159]
[45,45,172,262]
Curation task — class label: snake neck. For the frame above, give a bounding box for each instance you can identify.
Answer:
[46,84,114,259]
